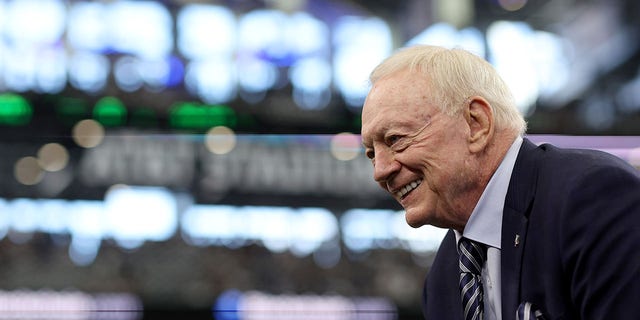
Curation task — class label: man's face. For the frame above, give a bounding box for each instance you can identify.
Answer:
[361,70,473,229]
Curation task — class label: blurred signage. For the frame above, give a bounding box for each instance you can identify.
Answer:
[0,290,142,320]
[77,133,384,199]
[214,290,397,320]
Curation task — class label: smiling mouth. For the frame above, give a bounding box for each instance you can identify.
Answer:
[396,179,422,199]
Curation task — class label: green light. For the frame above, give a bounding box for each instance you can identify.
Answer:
[130,107,158,128]
[56,97,89,126]
[0,93,33,126]
[93,96,127,127]
[169,102,237,130]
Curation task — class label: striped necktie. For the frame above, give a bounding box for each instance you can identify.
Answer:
[458,238,487,320]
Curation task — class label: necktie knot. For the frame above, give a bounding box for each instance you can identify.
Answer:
[458,238,486,275]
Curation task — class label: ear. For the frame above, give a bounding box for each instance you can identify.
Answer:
[464,96,494,153]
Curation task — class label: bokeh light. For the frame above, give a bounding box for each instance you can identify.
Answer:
[330,132,361,161]
[205,126,237,155]
[72,119,105,148]
[498,0,528,11]
[14,156,44,185]
[37,143,69,172]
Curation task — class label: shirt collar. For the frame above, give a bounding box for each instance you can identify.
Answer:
[455,136,523,249]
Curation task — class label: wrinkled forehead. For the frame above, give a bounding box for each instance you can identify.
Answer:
[361,75,436,144]
[362,71,433,123]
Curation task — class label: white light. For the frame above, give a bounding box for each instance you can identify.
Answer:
[249,206,292,253]
[529,31,570,99]
[106,1,173,59]
[181,205,339,256]
[236,57,278,93]
[289,58,332,109]
[178,4,236,59]
[238,10,288,61]
[185,58,237,104]
[39,199,70,234]
[290,58,331,92]
[66,200,105,266]
[68,200,106,239]
[35,47,67,93]
[487,21,540,115]
[0,290,142,318]
[67,2,108,51]
[3,48,38,92]
[341,209,394,252]
[181,205,239,246]
[407,22,485,58]
[0,43,4,91]
[285,12,329,56]
[391,212,448,253]
[68,52,110,93]
[225,291,398,320]
[7,199,40,233]
[290,208,338,257]
[333,16,392,108]
[0,199,8,240]
[0,2,5,38]
[104,186,178,248]
[5,0,66,45]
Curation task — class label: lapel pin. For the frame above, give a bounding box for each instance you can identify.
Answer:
[514,234,521,247]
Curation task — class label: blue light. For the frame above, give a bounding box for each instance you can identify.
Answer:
[114,56,144,92]
[213,290,242,320]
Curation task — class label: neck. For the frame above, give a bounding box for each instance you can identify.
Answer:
[457,132,517,232]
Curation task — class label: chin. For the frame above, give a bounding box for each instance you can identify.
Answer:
[404,211,429,228]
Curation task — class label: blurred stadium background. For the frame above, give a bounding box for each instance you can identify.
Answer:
[0,0,639,319]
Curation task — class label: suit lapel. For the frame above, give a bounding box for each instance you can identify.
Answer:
[501,206,529,318]
[501,138,540,318]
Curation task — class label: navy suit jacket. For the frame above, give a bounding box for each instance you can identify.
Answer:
[422,138,640,319]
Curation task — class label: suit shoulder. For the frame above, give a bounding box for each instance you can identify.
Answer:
[535,143,638,177]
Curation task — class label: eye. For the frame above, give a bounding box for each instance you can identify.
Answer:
[385,135,402,146]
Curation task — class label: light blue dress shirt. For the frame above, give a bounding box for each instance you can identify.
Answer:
[454,136,523,320]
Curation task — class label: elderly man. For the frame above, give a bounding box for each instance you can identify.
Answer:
[360,45,640,320]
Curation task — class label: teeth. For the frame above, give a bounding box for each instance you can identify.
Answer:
[396,179,422,198]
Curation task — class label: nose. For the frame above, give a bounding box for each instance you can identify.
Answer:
[372,148,400,183]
